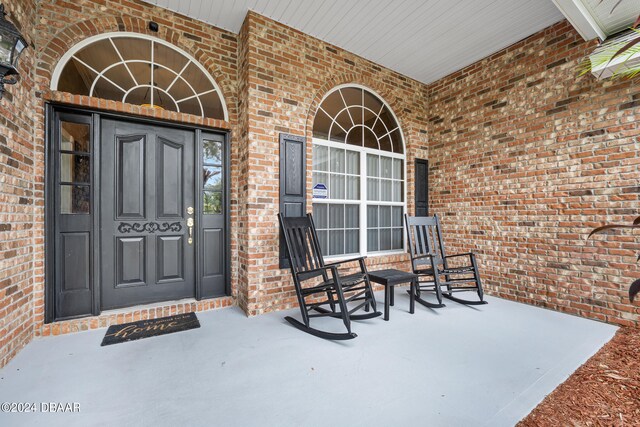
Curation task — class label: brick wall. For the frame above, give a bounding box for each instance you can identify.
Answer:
[427,20,640,326]
[0,0,37,368]
[240,12,430,315]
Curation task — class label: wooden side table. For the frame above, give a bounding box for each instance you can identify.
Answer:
[367,269,418,321]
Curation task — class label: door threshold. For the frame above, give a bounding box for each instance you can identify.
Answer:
[100,297,214,316]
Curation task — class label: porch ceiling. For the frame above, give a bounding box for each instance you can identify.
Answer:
[141,0,564,84]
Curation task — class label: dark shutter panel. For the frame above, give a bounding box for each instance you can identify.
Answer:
[415,158,429,216]
[279,133,306,268]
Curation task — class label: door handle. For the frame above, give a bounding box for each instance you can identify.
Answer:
[187,217,194,245]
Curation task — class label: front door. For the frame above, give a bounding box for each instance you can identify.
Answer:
[100,119,196,309]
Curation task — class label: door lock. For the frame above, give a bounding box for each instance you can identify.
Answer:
[187,217,194,245]
[187,206,194,215]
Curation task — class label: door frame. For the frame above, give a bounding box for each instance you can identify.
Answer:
[44,103,231,323]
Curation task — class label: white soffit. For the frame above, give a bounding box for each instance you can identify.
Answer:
[141,0,564,85]
[553,0,640,40]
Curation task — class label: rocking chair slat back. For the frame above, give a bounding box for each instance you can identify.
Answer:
[279,214,326,279]
[405,214,447,269]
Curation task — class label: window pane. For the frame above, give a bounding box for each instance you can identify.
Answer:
[346,150,359,174]
[345,230,359,254]
[367,154,378,177]
[379,206,391,227]
[367,205,378,227]
[320,91,345,117]
[313,145,328,171]
[313,109,332,140]
[313,204,328,229]
[203,166,222,191]
[379,135,392,152]
[345,205,359,228]
[60,154,90,183]
[330,174,345,199]
[392,206,403,227]
[346,176,359,200]
[61,122,90,152]
[346,126,363,147]
[380,229,392,251]
[392,181,402,202]
[363,90,383,117]
[380,179,392,201]
[390,129,403,154]
[393,158,403,180]
[392,228,403,249]
[330,148,345,173]
[363,127,378,150]
[367,178,378,201]
[203,191,222,214]
[313,172,328,189]
[203,140,222,165]
[329,204,344,228]
[317,230,328,254]
[329,230,345,256]
[60,184,90,214]
[380,157,393,178]
[367,229,378,252]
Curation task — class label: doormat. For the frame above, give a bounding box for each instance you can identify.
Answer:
[101,313,200,346]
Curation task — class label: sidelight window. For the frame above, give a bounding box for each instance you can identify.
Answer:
[59,121,91,214]
[202,139,223,214]
[312,86,405,257]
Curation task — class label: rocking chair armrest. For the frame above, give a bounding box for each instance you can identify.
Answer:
[411,253,435,261]
[444,252,474,260]
[294,265,336,281]
[324,256,367,268]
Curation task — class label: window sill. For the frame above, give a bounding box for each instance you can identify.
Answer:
[324,250,407,264]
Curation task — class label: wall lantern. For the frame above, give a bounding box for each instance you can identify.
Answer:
[0,4,27,99]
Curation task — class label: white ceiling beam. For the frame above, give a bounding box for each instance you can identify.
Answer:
[552,0,607,41]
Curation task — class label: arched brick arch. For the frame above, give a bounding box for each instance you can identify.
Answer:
[304,73,411,144]
[38,16,235,112]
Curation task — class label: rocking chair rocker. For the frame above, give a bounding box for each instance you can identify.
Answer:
[278,213,382,340]
[405,214,487,308]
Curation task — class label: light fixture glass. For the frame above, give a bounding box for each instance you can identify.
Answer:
[0,4,27,98]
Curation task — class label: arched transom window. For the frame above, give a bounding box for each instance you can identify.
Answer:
[312,86,405,257]
[51,33,227,120]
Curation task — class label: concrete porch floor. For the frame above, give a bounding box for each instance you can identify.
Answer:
[0,293,616,427]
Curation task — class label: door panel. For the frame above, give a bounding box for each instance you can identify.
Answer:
[203,229,223,277]
[117,135,145,218]
[157,235,184,282]
[101,119,195,310]
[116,236,146,286]
[157,138,183,218]
[61,232,90,291]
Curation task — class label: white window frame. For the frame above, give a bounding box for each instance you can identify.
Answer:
[311,86,407,260]
[313,138,406,260]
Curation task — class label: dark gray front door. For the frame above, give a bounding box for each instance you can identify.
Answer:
[100,119,196,309]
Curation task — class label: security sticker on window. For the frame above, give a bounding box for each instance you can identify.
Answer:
[312,183,328,199]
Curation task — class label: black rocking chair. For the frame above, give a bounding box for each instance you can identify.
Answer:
[278,213,382,340]
[405,214,487,307]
